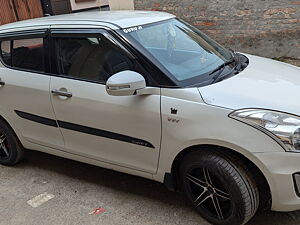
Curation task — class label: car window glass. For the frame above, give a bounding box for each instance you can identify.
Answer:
[55,36,134,83]
[126,19,232,86]
[12,38,44,72]
[135,23,200,52]
[1,40,11,66]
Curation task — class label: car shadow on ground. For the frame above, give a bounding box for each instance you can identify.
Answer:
[16,150,300,225]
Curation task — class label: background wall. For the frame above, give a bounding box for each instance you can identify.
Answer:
[70,0,108,11]
[134,0,300,59]
[0,0,43,25]
[109,0,134,10]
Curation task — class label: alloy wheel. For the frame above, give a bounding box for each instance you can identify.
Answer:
[186,167,232,220]
[0,133,9,159]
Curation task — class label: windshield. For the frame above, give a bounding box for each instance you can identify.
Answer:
[121,18,233,87]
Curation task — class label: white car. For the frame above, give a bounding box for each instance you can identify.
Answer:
[0,10,299,225]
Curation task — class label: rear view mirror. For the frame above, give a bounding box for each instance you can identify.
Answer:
[106,71,146,96]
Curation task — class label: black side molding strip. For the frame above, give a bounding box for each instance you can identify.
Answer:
[58,120,154,148]
[15,110,57,127]
[15,110,154,149]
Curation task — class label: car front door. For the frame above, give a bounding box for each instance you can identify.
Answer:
[49,28,161,173]
[0,27,64,149]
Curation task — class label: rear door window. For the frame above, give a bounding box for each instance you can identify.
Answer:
[0,38,44,73]
[1,40,11,66]
[12,38,44,72]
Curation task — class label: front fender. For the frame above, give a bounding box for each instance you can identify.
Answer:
[155,89,283,188]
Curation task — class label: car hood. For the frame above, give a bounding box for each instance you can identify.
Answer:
[198,54,300,115]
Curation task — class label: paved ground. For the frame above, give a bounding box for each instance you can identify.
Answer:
[1,151,300,225]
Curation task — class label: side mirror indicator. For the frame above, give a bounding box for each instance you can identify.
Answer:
[106,71,146,96]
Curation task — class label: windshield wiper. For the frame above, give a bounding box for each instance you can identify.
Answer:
[209,57,237,84]
[208,58,235,76]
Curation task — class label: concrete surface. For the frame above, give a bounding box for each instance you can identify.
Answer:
[1,150,300,225]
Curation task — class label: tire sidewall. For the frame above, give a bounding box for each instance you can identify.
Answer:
[180,152,251,225]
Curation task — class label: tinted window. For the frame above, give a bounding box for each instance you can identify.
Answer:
[12,38,44,72]
[55,36,134,83]
[1,40,11,66]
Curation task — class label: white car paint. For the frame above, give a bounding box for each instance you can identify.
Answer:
[199,54,300,114]
[0,11,174,33]
[50,75,161,173]
[0,11,300,215]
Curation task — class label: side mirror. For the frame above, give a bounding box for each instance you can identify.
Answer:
[106,70,146,96]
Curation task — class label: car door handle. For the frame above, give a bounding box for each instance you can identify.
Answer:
[0,78,5,87]
[51,89,72,98]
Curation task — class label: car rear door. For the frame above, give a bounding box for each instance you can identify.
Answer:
[49,27,161,173]
[0,27,64,149]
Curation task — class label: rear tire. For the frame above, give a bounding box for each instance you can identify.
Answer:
[179,150,259,225]
[0,120,24,166]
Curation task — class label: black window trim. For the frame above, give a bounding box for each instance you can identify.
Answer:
[50,28,134,60]
[49,28,156,86]
[0,28,50,76]
[0,29,48,41]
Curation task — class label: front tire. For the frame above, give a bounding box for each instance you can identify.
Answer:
[179,150,259,225]
[0,120,24,166]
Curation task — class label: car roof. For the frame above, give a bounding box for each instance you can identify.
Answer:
[0,10,175,32]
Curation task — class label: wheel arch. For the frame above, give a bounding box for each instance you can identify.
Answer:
[168,144,272,210]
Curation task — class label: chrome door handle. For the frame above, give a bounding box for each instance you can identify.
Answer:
[51,89,72,98]
[0,79,5,86]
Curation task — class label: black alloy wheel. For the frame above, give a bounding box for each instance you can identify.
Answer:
[0,120,24,166]
[180,150,259,225]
